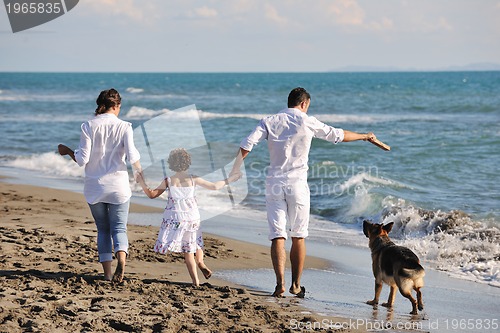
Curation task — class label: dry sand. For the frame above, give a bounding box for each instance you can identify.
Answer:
[0,181,363,332]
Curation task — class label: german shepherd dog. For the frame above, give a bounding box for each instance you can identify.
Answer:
[363,221,425,315]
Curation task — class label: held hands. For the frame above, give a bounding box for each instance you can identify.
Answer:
[134,170,145,184]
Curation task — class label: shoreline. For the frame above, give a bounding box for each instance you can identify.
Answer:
[1,176,499,332]
[0,179,365,332]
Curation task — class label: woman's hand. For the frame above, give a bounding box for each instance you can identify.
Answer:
[58,144,71,156]
[58,144,77,163]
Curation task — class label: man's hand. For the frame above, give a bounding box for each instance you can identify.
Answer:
[227,171,242,183]
[365,132,376,142]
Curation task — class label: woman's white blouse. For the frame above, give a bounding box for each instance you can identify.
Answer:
[75,113,140,204]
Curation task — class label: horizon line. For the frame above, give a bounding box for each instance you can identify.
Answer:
[1,69,500,74]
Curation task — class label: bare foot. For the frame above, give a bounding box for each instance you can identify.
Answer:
[112,261,125,284]
[289,286,305,298]
[272,284,285,298]
[198,263,212,280]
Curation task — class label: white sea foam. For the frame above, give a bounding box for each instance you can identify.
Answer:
[316,113,444,124]
[402,232,500,288]
[308,172,500,287]
[378,198,500,287]
[198,111,265,120]
[126,87,144,94]
[124,106,266,121]
[125,106,171,119]
[0,92,87,102]
[336,172,395,193]
[327,173,402,220]
[1,114,90,123]
[315,114,379,124]
[139,93,190,100]
[123,105,447,124]
[3,152,84,178]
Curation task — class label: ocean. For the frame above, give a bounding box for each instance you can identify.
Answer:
[1,71,499,289]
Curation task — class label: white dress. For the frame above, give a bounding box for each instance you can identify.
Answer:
[154,176,203,254]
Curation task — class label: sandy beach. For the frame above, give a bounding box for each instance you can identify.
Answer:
[0,180,363,333]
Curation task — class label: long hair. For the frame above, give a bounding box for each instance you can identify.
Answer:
[95,88,122,115]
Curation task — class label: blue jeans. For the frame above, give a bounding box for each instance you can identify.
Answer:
[88,201,130,262]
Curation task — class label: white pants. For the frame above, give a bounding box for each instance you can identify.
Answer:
[265,181,310,240]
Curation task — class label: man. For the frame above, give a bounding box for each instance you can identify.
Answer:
[233,87,377,297]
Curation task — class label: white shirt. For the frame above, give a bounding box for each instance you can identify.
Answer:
[240,108,344,182]
[75,113,140,204]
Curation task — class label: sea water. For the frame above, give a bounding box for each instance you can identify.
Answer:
[0,72,499,288]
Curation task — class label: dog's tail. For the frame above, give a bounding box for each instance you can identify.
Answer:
[400,264,425,288]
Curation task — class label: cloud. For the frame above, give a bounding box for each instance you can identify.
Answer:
[324,0,392,32]
[178,6,219,21]
[328,0,365,26]
[190,6,218,19]
[84,0,148,22]
[437,17,453,31]
[229,0,255,13]
[411,16,453,33]
[264,4,288,26]
[369,17,394,31]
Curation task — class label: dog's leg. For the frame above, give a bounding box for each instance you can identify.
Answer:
[382,285,396,308]
[367,282,383,306]
[415,287,424,311]
[399,288,418,315]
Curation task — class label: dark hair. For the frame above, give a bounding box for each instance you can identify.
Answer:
[287,87,311,108]
[167,148,192,172]
[95,88,122,115]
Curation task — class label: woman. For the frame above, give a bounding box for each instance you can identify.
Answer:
[58,88,141,283]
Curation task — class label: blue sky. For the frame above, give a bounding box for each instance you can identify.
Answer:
[1,0,499,72]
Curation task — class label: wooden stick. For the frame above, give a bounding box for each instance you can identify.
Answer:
[369,138,391,151]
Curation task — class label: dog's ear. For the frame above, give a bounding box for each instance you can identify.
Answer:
[363,220,370,237]
[383,222,394,234]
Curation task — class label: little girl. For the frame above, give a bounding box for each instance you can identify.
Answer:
[136,148,240,287]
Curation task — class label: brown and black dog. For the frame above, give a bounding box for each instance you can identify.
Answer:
[363,220,425,315]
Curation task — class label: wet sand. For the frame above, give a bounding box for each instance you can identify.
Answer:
[0,180,363,332]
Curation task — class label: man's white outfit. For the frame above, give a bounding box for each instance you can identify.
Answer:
[240,108,344,240]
